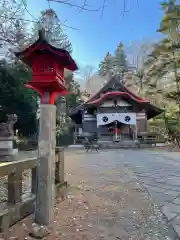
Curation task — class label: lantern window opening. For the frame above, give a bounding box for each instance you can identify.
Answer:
[33,61,55,74]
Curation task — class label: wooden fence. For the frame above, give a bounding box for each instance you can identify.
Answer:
[0,147,66,232]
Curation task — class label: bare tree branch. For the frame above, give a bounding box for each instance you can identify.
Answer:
[49,0,102,12]
[0,14,79,31]
[0,0,141,48]
[0,0,26,47]
[136,0,139,8]
[47,0,51,9]
[75,0,88,15]
[100,0,106,18]
[119,0,140,17]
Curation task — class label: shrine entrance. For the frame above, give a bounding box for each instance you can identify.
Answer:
[107,121,134,142]
[97,113,136,142]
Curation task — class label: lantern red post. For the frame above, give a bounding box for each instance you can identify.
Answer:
[14,29,78,104]
[14,29,78,226]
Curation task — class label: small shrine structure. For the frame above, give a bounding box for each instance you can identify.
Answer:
[70,75,163,144]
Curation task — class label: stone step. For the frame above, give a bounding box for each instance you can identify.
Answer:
[98,140,140,149]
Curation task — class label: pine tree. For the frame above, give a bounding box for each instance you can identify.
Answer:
[144,0,180,112]
[30,9,72,53]
[99,52,114,77]
[140,0,180,142]
[114,42,128,77]
[158,0,180,38]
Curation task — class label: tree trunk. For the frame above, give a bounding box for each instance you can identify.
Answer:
[172,51,180,118]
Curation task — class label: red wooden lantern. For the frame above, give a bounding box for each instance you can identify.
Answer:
[14,29,78,104]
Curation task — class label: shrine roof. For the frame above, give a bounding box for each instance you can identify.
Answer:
[15,29,78,71]
[86,91,149,106]
[85,75,147,103]
[69,74,164,121]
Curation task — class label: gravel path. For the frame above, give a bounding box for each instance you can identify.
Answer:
[0,149,180,239]
[111,149,180,239]
[51,150,179,239]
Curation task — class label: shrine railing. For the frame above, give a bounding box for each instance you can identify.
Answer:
[75,132,165,144]
[99,132,165,144]
[137,132,165,144]
[0,147,66,232]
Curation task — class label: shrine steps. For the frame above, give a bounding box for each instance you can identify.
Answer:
[98,140,140,149]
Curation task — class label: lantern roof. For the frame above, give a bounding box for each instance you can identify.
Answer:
[15,29,78,71]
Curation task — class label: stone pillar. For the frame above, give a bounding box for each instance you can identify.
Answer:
[96,108,100,141]
[133,124,138,140]
[35,104,56,225]
[55,147,64,184]
[145,112,148,132]
[0,114,17,162]
[73,125,76,144]
[115,120,118,141]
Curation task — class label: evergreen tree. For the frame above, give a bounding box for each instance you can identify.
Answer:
[99,52,114,77]
[114,42,128,77]
[141,0,180,143]
[144,0,180,110]
[0,60,38,136]
[30,9,72,52]
[158,0,180,38]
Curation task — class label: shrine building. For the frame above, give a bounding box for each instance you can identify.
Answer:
[69,75,163,144]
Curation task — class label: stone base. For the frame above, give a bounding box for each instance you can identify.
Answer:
[0,155,17,162]
[0,193,36,232]
[0,149,18,162]
[0,137,18,162]
[55,181,68,199]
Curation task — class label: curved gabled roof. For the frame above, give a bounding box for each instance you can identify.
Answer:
[15,29,78,71]
[86,91,149,106]
[85,75,147,103]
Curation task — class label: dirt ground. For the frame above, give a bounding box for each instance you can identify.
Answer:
[150,144,180,152]
[0,150,177,240]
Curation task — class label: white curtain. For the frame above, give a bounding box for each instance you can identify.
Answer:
[97,113,136,126]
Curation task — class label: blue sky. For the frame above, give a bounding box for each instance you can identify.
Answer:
[26,0,165,70]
